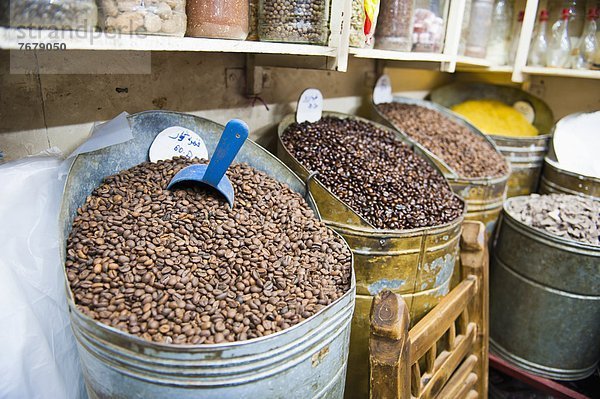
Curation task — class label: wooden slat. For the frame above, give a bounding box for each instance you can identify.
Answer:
[435,355,478,398]
[452,373,478,399]
[370,291,411,399]
[411,363,422,398]
[420,324,477,399]
[409,277,477,363]
[426,343,437,374]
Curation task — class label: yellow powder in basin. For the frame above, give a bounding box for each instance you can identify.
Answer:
[451,99,539,137]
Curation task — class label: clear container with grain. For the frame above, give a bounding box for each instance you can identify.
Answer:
[97,0,187,37]
[350,0,381,48]
[258,0,330,44]
[375,0,416,51]
[0,0,98,30]
[412,0,447,53]
[186,0,249,39]
[464,0,494,57]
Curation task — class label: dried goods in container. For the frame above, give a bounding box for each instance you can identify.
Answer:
[186,0,248,39]
[66,157,352,345]
[375,0,416,51]
[0,0,98,30]
[350,0,381,48]
[376,102,509,178]
[97,0,187,36]
[281,116,464,230]
[506,194,599,246]
[258,0,329,44]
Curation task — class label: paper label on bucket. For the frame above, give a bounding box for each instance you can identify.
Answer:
[513,101,535,123]
[296,88,323,123]
[373,75,393,105]
[149,126,208,162]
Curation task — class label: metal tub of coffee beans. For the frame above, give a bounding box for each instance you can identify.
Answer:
[539,157,600,199]
[371,97,510,236]
[430,82,554,198]
[59,111,356,399]
[490,197,600,380]
[277,112,465,399]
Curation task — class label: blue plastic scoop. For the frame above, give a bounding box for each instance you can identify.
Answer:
[167,119,249,208]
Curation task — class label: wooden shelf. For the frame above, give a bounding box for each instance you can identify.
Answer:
[521,66,600,80]
[350,48,451,63]
[0,27,336,56]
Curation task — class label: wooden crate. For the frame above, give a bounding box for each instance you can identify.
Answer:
[369,221,489,399]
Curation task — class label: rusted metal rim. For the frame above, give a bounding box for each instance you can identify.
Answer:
[371,97,511,183]
[503,196,600,254]
[277,111,467,237]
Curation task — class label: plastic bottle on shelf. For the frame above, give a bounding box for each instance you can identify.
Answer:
[528,9,549,66]
[465,0,495,58]
[486,0,513,65]
[509,10,525,63]
[547,8,571,67]
[573,8,598,69]
[548,0,585,46]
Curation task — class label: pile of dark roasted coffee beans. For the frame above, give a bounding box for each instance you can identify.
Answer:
[507,194,599,246]
[281,116,464,230]
[376,103,509,179]
[66,158,352,345]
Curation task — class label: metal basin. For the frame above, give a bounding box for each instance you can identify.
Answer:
[371,97,509,236]
[540,157,600,199]
[490,198,600,380]
[276,111,465,399]
[430,82,554,198]
[59,111,356,399]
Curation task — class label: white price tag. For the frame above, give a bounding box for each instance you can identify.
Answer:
[513,101,536,123]
[373,74,393,105]
[296,88,323,123]
[149,126,208,162]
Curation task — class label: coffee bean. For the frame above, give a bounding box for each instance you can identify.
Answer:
[66,158,352,345]
[281,116,464,230]
[376,103,509,179]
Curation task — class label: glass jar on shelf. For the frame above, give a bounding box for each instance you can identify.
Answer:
[486,0,513,65]
[0,0,98,30]
[375,0,416,51]
[350,0,381,48]
[458,0,473,55]
[97,0,187,36]
[257,0,330,44]
[464,0,494,58]
[186,0,249,39]
[411,0,447,53]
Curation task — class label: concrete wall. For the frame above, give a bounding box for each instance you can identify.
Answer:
[1,49,599,162]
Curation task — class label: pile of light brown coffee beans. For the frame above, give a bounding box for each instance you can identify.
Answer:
[281,116,464,230]
[377,103,509,179]
[66,158,352,345]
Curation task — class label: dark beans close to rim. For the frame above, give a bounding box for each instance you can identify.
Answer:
[66,158,352,345]
[376,103,509,179]
[281,116,464,230]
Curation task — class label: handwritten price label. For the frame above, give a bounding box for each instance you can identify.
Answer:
[296,88,323,123]
[149,126,209,162]
[373,74,393,105]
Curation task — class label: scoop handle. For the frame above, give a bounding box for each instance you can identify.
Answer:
[203,119,249,187]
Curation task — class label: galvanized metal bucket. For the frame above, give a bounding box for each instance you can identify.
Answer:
[276,112,465,399]
[540,157,600,199]
[59,111,356,399]
[429,82,553,198]
[490,198,600,380]
[371,97,509,236]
